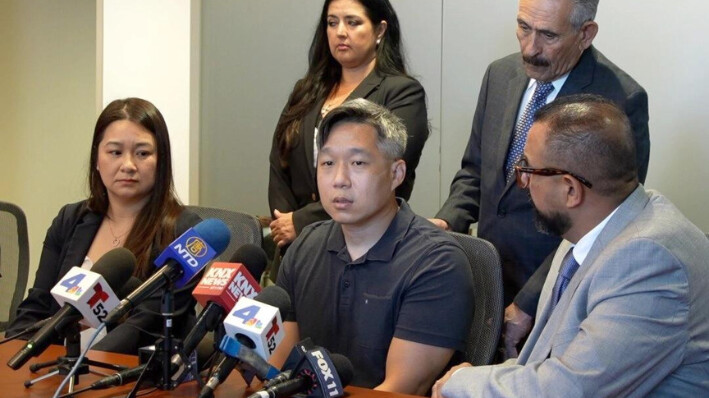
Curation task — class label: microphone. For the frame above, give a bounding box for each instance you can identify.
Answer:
[171,244,266,371]
[198,337,281,398]
[75,283,288,396]
[261,369,292,389]
[226,243,268,282]
[81,363,148,391]
[104,218,231,325]
[248,350,353,398]
[0,318,52,345]
[7,248,135,369]
[262,338,316,389]
[0,276,142,346]
[198,286,290,398]
[115,276,143,299]
[222,285,290,361]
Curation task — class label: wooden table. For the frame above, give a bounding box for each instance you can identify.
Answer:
[0,340,419,398]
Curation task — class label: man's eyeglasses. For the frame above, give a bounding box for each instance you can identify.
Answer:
[514,158,593,189]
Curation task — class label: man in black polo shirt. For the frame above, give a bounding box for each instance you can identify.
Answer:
[274,99,474,395]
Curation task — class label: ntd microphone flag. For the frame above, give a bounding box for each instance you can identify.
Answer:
[50,266,120,328]
[192,262,261,310]
[154,226,218,288]
[223,297,285,360]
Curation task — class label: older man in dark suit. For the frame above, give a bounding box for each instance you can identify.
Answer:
[430,0,649,356]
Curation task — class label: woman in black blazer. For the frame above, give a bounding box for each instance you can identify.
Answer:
[269,0,430,249]
[7,98,201,354]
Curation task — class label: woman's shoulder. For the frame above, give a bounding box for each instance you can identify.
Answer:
[55,200,92,224]
[373,73,426,101]
[43,200,96,243]
[378,72,424,89]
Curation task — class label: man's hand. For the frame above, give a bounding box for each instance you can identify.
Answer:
[503,302,533,359]
[428,218,451,231]
[431,362,472,398]
[270,210,296,247]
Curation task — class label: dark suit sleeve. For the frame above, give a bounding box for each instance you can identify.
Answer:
[513,251,555,316]
[625,88,650,183]
[95,209,203,354]
[5,204,77,337]
[435,66,491,233]
[383,77,430,200]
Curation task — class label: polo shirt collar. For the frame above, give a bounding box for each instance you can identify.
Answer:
[326,198,415,264]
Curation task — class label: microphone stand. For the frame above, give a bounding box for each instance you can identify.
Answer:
[127,279,201,398]
[23,323,126,392]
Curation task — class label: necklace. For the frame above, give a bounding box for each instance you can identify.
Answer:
[107,218,129,247]
[321,83,358,117]
[320,103,332,118]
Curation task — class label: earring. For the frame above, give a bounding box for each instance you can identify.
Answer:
[376,38,381,45]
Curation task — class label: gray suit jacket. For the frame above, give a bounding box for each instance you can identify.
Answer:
[435,47,649,303]
[442,186,709,397]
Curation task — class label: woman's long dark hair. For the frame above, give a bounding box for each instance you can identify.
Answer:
[275,0,408,166]
[87,98,182,280]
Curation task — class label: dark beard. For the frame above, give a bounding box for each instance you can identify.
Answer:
[532,206,571,237]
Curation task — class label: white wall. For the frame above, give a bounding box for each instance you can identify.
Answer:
[101,0,200,204]
[595,1,709,230]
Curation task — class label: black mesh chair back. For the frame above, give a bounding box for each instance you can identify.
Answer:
[186,205,262,262]
[0,201,30,332]
[449,231,504,365]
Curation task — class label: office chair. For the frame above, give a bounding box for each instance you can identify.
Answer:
[0,201,30,332]
[449,231,504,366]
[186,205,262,262]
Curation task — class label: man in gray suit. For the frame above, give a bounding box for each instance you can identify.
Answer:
[431,94,709,398]
[430,0,650,315]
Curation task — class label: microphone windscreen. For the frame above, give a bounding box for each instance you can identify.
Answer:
[90,247,136,290]
[230,244,268,282]
[330,353,354,387]
[254,286,291,316]
[116,276,142,299]
[194,218,231,255]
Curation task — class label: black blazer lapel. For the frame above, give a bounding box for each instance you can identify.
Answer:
[303,96,326,181]
[348,70,384,100]
[60,210,102,276]
[305,70,384,182]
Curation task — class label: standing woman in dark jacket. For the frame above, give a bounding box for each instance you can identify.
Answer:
[7,98,201,354]
[269,0,429,249]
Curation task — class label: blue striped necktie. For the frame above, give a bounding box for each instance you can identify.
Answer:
[551,250,580,311]
[505,82,555,182]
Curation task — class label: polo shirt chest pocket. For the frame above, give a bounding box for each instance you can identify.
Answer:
[354,293,396,350]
